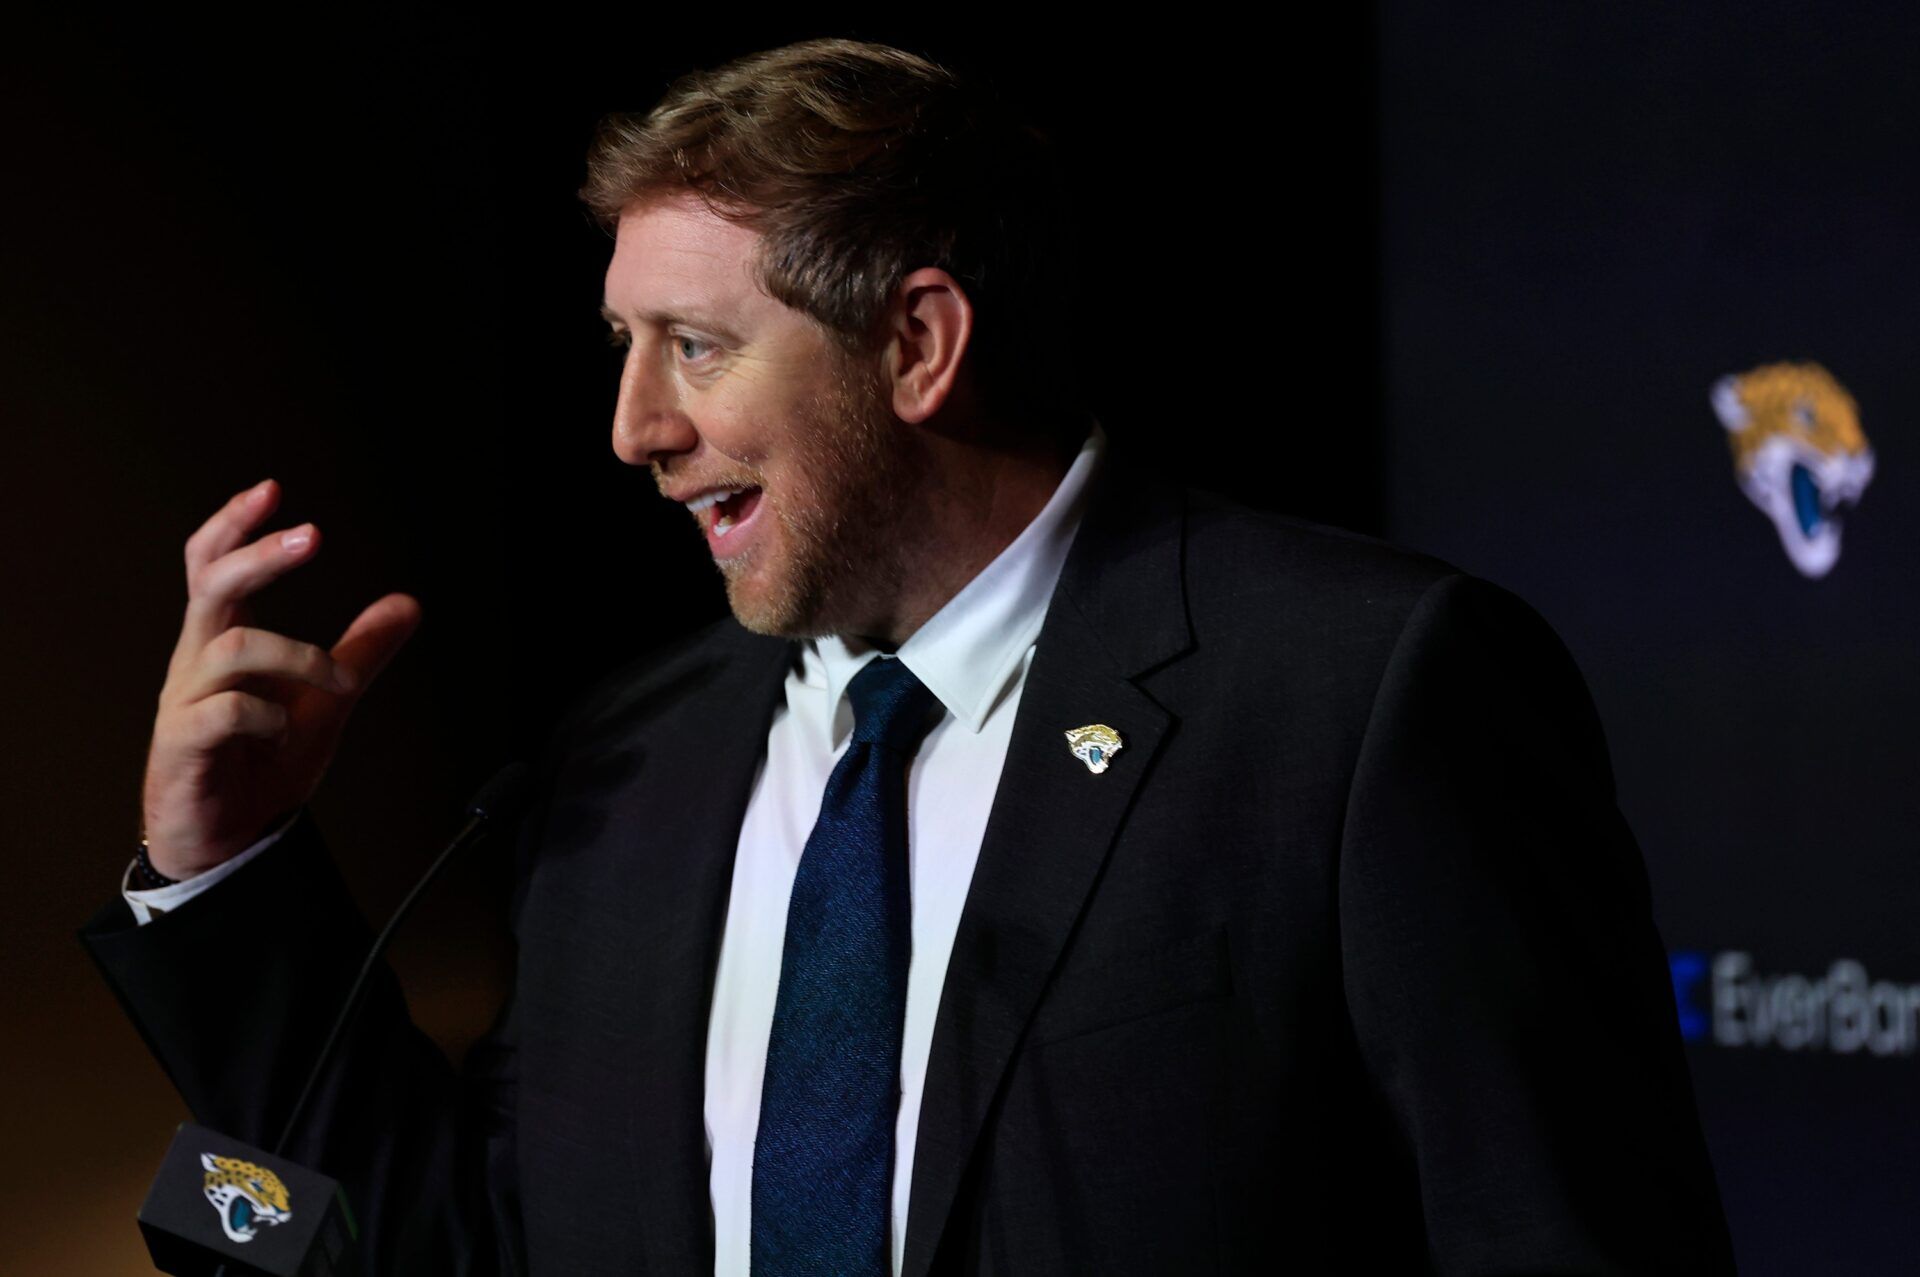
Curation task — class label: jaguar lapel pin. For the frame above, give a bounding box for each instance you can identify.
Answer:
[1064,724,1124,775]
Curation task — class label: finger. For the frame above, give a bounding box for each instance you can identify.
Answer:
[172,625,358,706]
[180,520,322,653]
[329,592,424,691]
[171,689,291,749]
[184,478,281,582]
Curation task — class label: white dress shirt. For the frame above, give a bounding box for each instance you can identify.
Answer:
[121,807,302,924]
[126,424,1106,1277]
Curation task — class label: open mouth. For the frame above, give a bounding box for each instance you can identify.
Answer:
[1790,463,1860,539]
[710,486,762,536]
[1791,464,1822,536]
[685,485,765,554]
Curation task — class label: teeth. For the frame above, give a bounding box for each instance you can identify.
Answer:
[685,487,747,515]
[714,514,735,535]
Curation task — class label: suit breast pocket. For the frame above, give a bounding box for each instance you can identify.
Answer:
[1024,923,1233,1048]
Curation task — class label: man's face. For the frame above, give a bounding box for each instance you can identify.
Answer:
[602,193,923,638]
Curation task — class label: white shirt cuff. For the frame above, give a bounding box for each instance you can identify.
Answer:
[121,809,304,925]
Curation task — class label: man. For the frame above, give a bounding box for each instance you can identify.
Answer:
[84,38,1735,1275]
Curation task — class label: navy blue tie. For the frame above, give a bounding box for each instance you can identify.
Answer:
[751,655,938,1276]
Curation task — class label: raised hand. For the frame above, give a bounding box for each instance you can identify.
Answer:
[140,478,423,879]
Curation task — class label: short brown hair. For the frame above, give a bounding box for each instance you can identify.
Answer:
[579,38,1082,436]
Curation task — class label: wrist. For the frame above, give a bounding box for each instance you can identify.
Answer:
[136,826,228,884]
[138,808,302,885]
[130,837,180,890]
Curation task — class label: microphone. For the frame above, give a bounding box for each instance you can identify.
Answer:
[135,762,534,1277]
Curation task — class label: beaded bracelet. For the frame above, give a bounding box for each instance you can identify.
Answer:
[130,836,179,890]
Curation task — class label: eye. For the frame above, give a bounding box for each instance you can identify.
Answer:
[605,328,630,350]
[675,333,715,363]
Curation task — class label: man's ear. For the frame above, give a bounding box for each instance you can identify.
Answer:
[880,267,974,424]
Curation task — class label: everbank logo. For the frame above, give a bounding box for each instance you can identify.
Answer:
[1671,951,1920,1057]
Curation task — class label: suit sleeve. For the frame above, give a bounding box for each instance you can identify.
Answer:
[120,807,304,924]
[79,776,552,1276]
[1337,572,1735,1274]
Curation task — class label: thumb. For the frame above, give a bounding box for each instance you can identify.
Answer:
[330,592,424,693]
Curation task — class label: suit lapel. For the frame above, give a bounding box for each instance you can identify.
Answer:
[902,462,1193,1277]
[593,461,1189,1275]
[611,624,794,1273]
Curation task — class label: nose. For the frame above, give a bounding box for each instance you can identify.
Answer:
[610,344,699,467]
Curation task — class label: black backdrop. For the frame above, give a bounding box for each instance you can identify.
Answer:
[5,7,1911,1273]
[1382,4,1920,1273]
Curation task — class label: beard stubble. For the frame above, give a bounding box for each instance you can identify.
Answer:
[721,350,928,640]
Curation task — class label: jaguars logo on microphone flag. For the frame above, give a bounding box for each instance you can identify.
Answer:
[201,1152,293,1243]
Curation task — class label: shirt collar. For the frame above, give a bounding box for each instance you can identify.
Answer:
[806,420,1107,740]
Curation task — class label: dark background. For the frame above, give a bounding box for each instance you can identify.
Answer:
[1382,6,1920,1272]
[4,6,1911,1273]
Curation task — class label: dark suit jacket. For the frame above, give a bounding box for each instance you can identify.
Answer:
[83,453,1736,1274]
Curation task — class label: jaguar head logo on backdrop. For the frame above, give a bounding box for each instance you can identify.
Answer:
[1711,361,1875,578]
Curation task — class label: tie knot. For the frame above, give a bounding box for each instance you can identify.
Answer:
[846,656,939,751]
